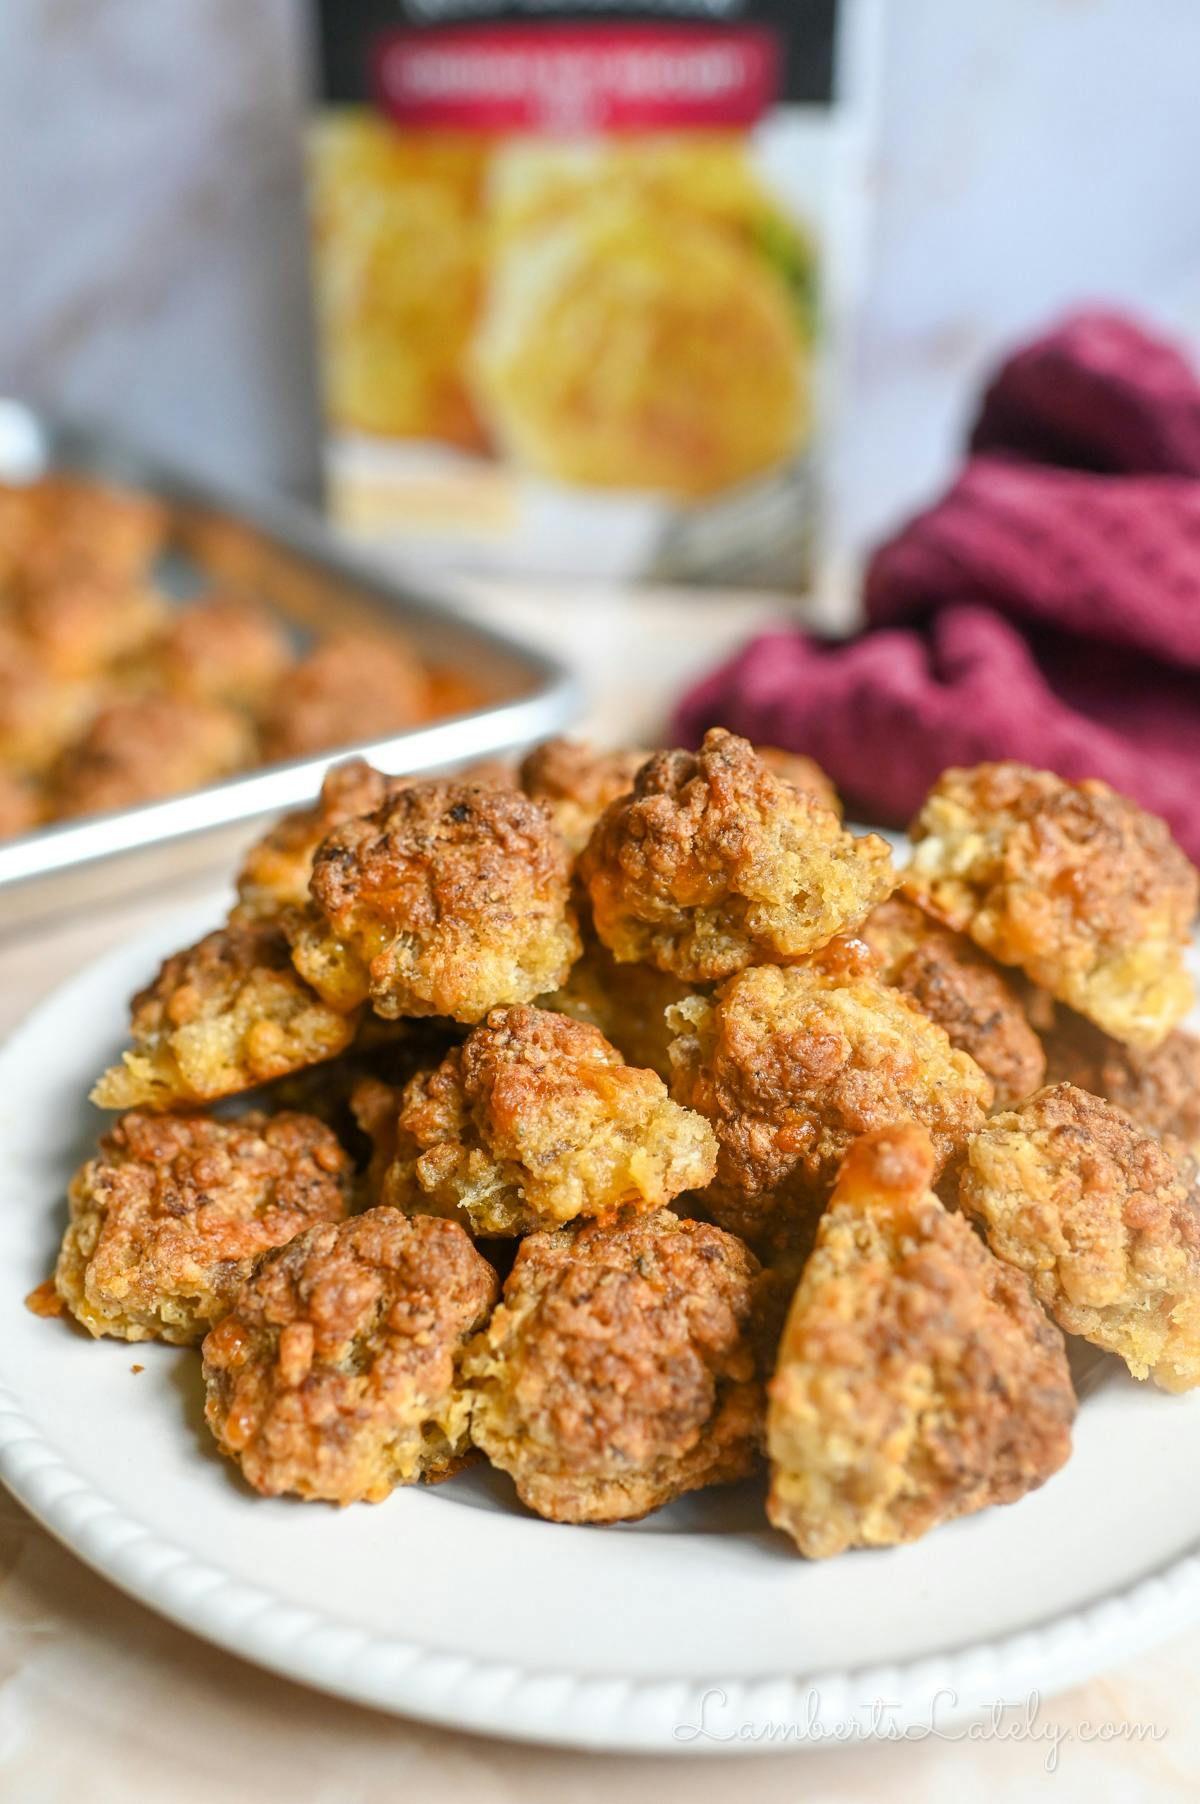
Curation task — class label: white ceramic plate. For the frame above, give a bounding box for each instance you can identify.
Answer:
[2,896,1200,1755]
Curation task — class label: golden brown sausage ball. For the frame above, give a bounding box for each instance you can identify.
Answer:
[259,631,429,762]
[56,1110,352,1344]
[293,780,581,1022]
[1040,1006,1200,1157]
[579,729,894,981]
[518,738,648,854]
[961,1082,1200,1392]
[53,693,251,817]
[539,927,699,1081]
[861,896,1045,1107]
[754,745,842,816]
[767,1125,1075,1557]
[379,1004,716,1236]
[668,961,992,1242]
[202,1208,497,1503]
[91,921,359,1111]
[232,758,399,923]
[140,593,292,707]
[904,763,1198,1050]
[465,1209,763,1522]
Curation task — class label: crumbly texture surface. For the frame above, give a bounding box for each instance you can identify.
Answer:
[519,738,648,854]
[904,763,1198,1049]
[381,1005,716,1235]
[56,1110,352,1344]
[295,780,580,1021]
[465,1210,763,1522]
[233,759,399,923]
[862,897,1045,1108]
[579,729,894,981]
[259,632,429,761]
[767,1125,1075,1557]
[540,928,698,1081]
[92,921,358,1110]
[754,746,842,816]
[141,594,292,706]
[0,475,166,593]
[668,961,991,1241]
[961,1083,1200,1391]
[202,1208,497,1502]
[1041,1007,1200,1157]
[52,693,251,817]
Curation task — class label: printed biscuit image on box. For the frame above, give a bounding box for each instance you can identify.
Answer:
[310,2,879,587]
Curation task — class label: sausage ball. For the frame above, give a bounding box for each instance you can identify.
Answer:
[1040,1005,1200,1158]
[579,729,895,981]
[518,738,648,854]
[0,767,39,838]
[9,575,166,680]
[202,1208,497,1503]
[465,1209,763,1522]
[292,780,581,1022]
[754,746,842,816]
[56,1110,352,1344]
[53,693,251,816]
[0,624,96,774]
[259,631,429,762]
[91,921,358,1111]
[233,758,400,923]
[539,927,699,1081]
[140,593,292,707]
[861,896,1045,1107]
[668,961,992,1243]
[961,1082,1200,1392]
[0,475,166,593]
[904,763,1198,1050]
[379,1005,716,1236]
[767,1125,1075,1557]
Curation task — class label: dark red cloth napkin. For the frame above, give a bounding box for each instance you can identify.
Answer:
[673,312,1200,859]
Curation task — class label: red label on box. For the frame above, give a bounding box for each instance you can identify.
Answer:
[371,23,781,133]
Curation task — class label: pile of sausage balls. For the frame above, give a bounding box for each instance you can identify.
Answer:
[39,731,1200,1558]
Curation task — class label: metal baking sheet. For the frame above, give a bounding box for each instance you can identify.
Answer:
[0,400,580,932]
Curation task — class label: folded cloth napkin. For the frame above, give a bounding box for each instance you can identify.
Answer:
[673,311,1200,860]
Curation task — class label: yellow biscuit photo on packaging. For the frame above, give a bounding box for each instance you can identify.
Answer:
[309,1,882,587]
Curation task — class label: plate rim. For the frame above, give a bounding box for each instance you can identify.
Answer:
[3,901,1200,1753]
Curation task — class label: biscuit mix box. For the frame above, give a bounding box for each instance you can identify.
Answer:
[309,1,881,588]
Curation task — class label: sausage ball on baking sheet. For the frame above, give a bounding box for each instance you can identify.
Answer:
[258,631,429,762]
[518,738,649,855]
[232,758,401,923]
[579,729,894,982]
[465,1209,763,1523]
[137,593,292,708]
[292,779,581,1022]
[0,767,40,838]
[91,921,359,1111]
[202,1208,497,1504]
[378,1005,716,1236]
[0,475,166,593]
[1039,1004,1200,1159]
[767,1125,1075,1558]
[961,1083,1200,1392]
[538,927,699,1082]
[0,624,97,775]
[667,961,992,1244]
[52,693,252,817]
[8,574,166,680]
[861,896,1045,1108]
[903,763,1198,1050]
[55,1110,352,1345]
